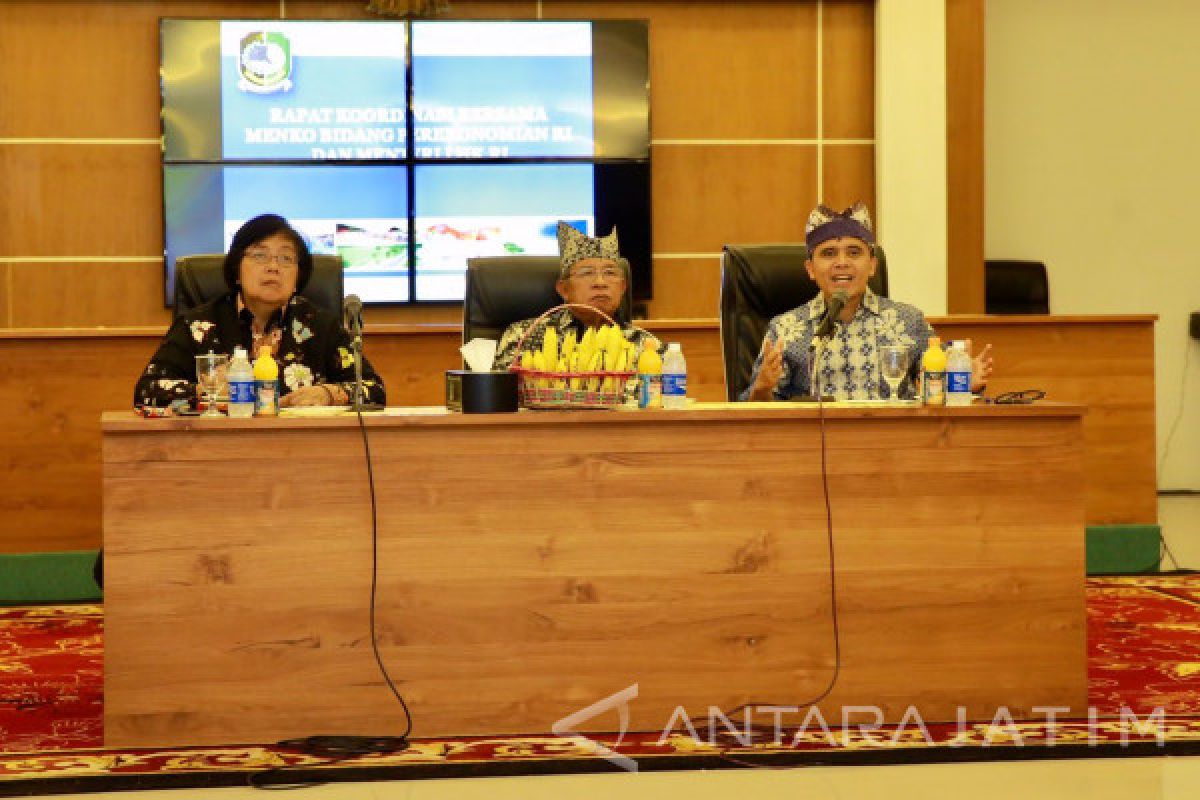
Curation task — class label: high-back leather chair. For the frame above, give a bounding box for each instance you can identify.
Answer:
[173,254,345,318]
[462,255,633,344]
[985,260,1049,314]
[719,243,889,401]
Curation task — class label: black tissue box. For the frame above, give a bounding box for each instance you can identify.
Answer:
[445,370,519,413]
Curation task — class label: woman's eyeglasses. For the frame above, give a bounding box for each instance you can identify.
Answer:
[245,250,298,268]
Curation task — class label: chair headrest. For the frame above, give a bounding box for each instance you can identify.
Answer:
[463,256,633,344]
[173,254,345,318]
[984,260,1049,314]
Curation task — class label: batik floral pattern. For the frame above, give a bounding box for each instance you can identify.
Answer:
[133,294,386,408]
[741,290,933,401]
[282,363,314,391]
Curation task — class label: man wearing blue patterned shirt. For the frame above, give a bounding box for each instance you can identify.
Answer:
[742,203,992,401]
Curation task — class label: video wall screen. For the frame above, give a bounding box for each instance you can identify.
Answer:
[164,164,411,302]
[161,18,651,305]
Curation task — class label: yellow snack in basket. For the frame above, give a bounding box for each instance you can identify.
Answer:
[556,356,568,390]
[593,324,609,353]
[586,350,603,392]
[575,335,595,379]
[569,350,583,391]
[605,326,624,366]
[613,349,629,392]
[542,327,558,369]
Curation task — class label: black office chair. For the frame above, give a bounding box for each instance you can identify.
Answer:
[719,243,889,401]
[462,255,633,344]
[985,260,1049,314]
[172,254,346,318]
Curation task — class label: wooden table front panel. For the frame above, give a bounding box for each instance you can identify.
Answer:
[102,406,1086,748]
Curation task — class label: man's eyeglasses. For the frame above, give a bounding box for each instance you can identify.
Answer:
[567,267,624,282]
[245,250,298,268]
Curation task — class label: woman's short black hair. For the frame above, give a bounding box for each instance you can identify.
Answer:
[222,214,314,295]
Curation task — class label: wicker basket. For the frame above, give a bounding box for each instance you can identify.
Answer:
[510,304,636,410]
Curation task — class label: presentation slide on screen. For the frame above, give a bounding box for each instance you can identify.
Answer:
[220,21,408,160]
[222,165,411,302]
[414,164,595,301]
[164,163,605,305]
[164,19,643,304]
[412,22,595,159]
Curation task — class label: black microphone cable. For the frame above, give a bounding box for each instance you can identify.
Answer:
[340,302,411,732]
[689,335,844,767]
[251,335,413,791]
[356,400,415,737]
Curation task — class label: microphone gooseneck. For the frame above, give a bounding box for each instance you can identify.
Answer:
[342,294,365,410]
[342,294,364,334]
[815,290,849,339]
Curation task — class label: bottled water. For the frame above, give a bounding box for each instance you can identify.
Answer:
[661,342,688,410]
[637,345,663,409]
[945,340,973,406]
[226,347,255,418]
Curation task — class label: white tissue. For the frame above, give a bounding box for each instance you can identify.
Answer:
[460,338,499,372]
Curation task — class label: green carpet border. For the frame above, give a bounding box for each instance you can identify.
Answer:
[0,551,101,606]
[1086,525,1161,575]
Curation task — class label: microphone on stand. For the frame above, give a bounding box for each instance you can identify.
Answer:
[814,290,849,340]
[804,290,850,402]
[342,294,364,335]
[342,294,365,411]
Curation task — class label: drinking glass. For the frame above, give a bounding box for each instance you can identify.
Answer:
[195,353,229,417]
[879,346,909,402]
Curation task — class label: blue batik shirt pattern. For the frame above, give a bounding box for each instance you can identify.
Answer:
[740,290,933,401]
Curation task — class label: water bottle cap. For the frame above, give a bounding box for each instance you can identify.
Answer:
[667,342,681,352]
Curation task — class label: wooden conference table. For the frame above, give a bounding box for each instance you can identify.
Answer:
[102,402,1087,748]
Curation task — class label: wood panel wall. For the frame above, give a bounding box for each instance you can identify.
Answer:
[946,0,985,312]
[0,0,876,327]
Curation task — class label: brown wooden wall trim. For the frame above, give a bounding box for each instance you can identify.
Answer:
[946,0,985,313]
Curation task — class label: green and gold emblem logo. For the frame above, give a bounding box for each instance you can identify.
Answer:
[238,31,293,94]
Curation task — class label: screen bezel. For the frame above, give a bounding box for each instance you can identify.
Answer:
[159,17,652,306]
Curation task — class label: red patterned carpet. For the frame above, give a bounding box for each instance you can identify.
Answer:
[1088,576,1200,715]
[0,605,102,751]
[0,576,1198,790]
